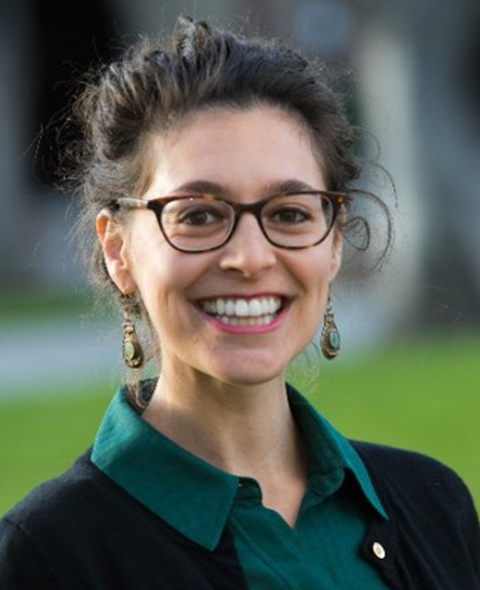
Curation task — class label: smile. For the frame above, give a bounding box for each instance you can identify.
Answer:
[198,296,284,327]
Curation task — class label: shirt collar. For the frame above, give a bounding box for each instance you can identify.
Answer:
[287,383,388,520]
[91,384,239,550]
[92,382,387,551]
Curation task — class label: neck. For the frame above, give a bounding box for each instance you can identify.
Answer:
[142,359,308,527]
[142,361,306,487]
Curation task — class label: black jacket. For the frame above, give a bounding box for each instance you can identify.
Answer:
[0,443,479,589]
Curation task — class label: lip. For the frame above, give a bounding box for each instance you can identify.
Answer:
[197,292,288,301]
[192,293,292,334]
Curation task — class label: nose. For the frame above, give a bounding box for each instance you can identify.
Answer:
[218,213,277,277]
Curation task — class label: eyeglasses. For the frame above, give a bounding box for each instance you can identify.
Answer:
[111,190,346,253]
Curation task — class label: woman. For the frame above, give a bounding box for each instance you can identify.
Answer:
[1,16,479,590]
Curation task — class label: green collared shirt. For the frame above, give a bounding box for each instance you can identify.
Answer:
[92,383,390,589]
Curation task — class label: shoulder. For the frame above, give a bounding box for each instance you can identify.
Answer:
[0,451,111,588]
[352,440,478,521]
[353,442,480,586]
[352,440,467,487]
[0,451,246,590]
[1,450,117,543]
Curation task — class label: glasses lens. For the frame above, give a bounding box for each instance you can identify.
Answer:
[262,193,335,248]
[161,197,234,251]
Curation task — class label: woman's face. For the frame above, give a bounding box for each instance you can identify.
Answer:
[103,105,342,386]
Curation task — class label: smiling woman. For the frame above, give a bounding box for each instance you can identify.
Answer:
[1,16,479,590]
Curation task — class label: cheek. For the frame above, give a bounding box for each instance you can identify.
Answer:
[295,248,335,293]
[290,250,333,329]
[133,250,210,331]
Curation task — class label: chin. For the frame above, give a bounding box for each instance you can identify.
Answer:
[206,361,286,388]
[196,345,300,387]
[227,374,280,387]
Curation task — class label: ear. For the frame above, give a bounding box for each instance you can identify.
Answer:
[329,229,343,281]
[96,210,137,295]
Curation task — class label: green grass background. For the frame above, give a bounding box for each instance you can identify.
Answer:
[1,335,479,517]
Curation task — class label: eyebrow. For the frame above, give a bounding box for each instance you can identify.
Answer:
[171,178,319,198]
[264,179,319,195]
[172,180,230,198]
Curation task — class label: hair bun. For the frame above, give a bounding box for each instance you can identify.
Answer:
[175,16,212,61]
[144,50,169,68]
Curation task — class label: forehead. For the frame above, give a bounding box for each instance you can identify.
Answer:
[142,105,326,197]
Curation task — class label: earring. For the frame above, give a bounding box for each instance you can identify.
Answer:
[321,297,341,360]
[122,306,144,369]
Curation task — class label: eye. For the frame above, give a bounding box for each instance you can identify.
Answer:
[269,206,312,224]
[173,201,229,226]
[179,207,222,226]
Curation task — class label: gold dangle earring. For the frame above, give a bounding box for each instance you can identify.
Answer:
[122,300,144,369]
[321,296,341,360]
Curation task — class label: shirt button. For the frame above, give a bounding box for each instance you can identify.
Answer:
[372,542,386,560]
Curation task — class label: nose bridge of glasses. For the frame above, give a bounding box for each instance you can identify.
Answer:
[230,199,269,240]
[219,209,277,274]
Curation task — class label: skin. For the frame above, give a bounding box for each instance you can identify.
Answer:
[97,105,342,526]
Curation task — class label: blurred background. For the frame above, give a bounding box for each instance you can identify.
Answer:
[1,0,479,515]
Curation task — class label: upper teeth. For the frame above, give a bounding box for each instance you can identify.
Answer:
[200,297,282,317]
